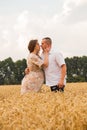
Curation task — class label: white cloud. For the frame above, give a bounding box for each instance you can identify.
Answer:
[61,0,87,23]
[14,10,29,32]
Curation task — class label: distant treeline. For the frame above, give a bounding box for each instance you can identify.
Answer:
[0,56,87,85]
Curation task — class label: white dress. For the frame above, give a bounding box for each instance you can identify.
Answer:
[21,53,44,94]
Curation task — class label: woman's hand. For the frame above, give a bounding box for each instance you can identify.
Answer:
[44,47,50,53]
[25,68,29,74]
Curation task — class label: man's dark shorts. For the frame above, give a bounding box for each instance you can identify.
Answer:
[50,85,65,92]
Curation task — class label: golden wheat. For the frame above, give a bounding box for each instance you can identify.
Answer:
[0,83,87,130]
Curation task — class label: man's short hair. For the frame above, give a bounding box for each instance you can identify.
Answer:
[43,37,52,45]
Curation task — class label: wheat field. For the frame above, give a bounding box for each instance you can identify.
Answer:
[0,83,87,130]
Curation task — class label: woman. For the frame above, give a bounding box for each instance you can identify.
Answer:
[21,39,48,94]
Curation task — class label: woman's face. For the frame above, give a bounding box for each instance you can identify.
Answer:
[35,42,40,52]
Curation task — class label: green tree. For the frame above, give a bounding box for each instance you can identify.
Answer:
[14,59,27,84]
[0,57,15,85]
[65,56,87,82]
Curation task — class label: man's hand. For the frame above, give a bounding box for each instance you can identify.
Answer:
[58,79,64,88]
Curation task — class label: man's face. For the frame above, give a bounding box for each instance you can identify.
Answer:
[41,39,48,51]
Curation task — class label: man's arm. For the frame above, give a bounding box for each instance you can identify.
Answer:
[58,64,67,88]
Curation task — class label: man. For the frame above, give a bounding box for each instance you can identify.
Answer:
[41,37,67,92]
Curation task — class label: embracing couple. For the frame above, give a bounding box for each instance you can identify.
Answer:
[21,37,67,94]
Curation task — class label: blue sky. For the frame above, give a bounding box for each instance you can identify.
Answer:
[0,0,87,61]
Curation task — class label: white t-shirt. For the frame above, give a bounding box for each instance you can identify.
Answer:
[41,50,66,86]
